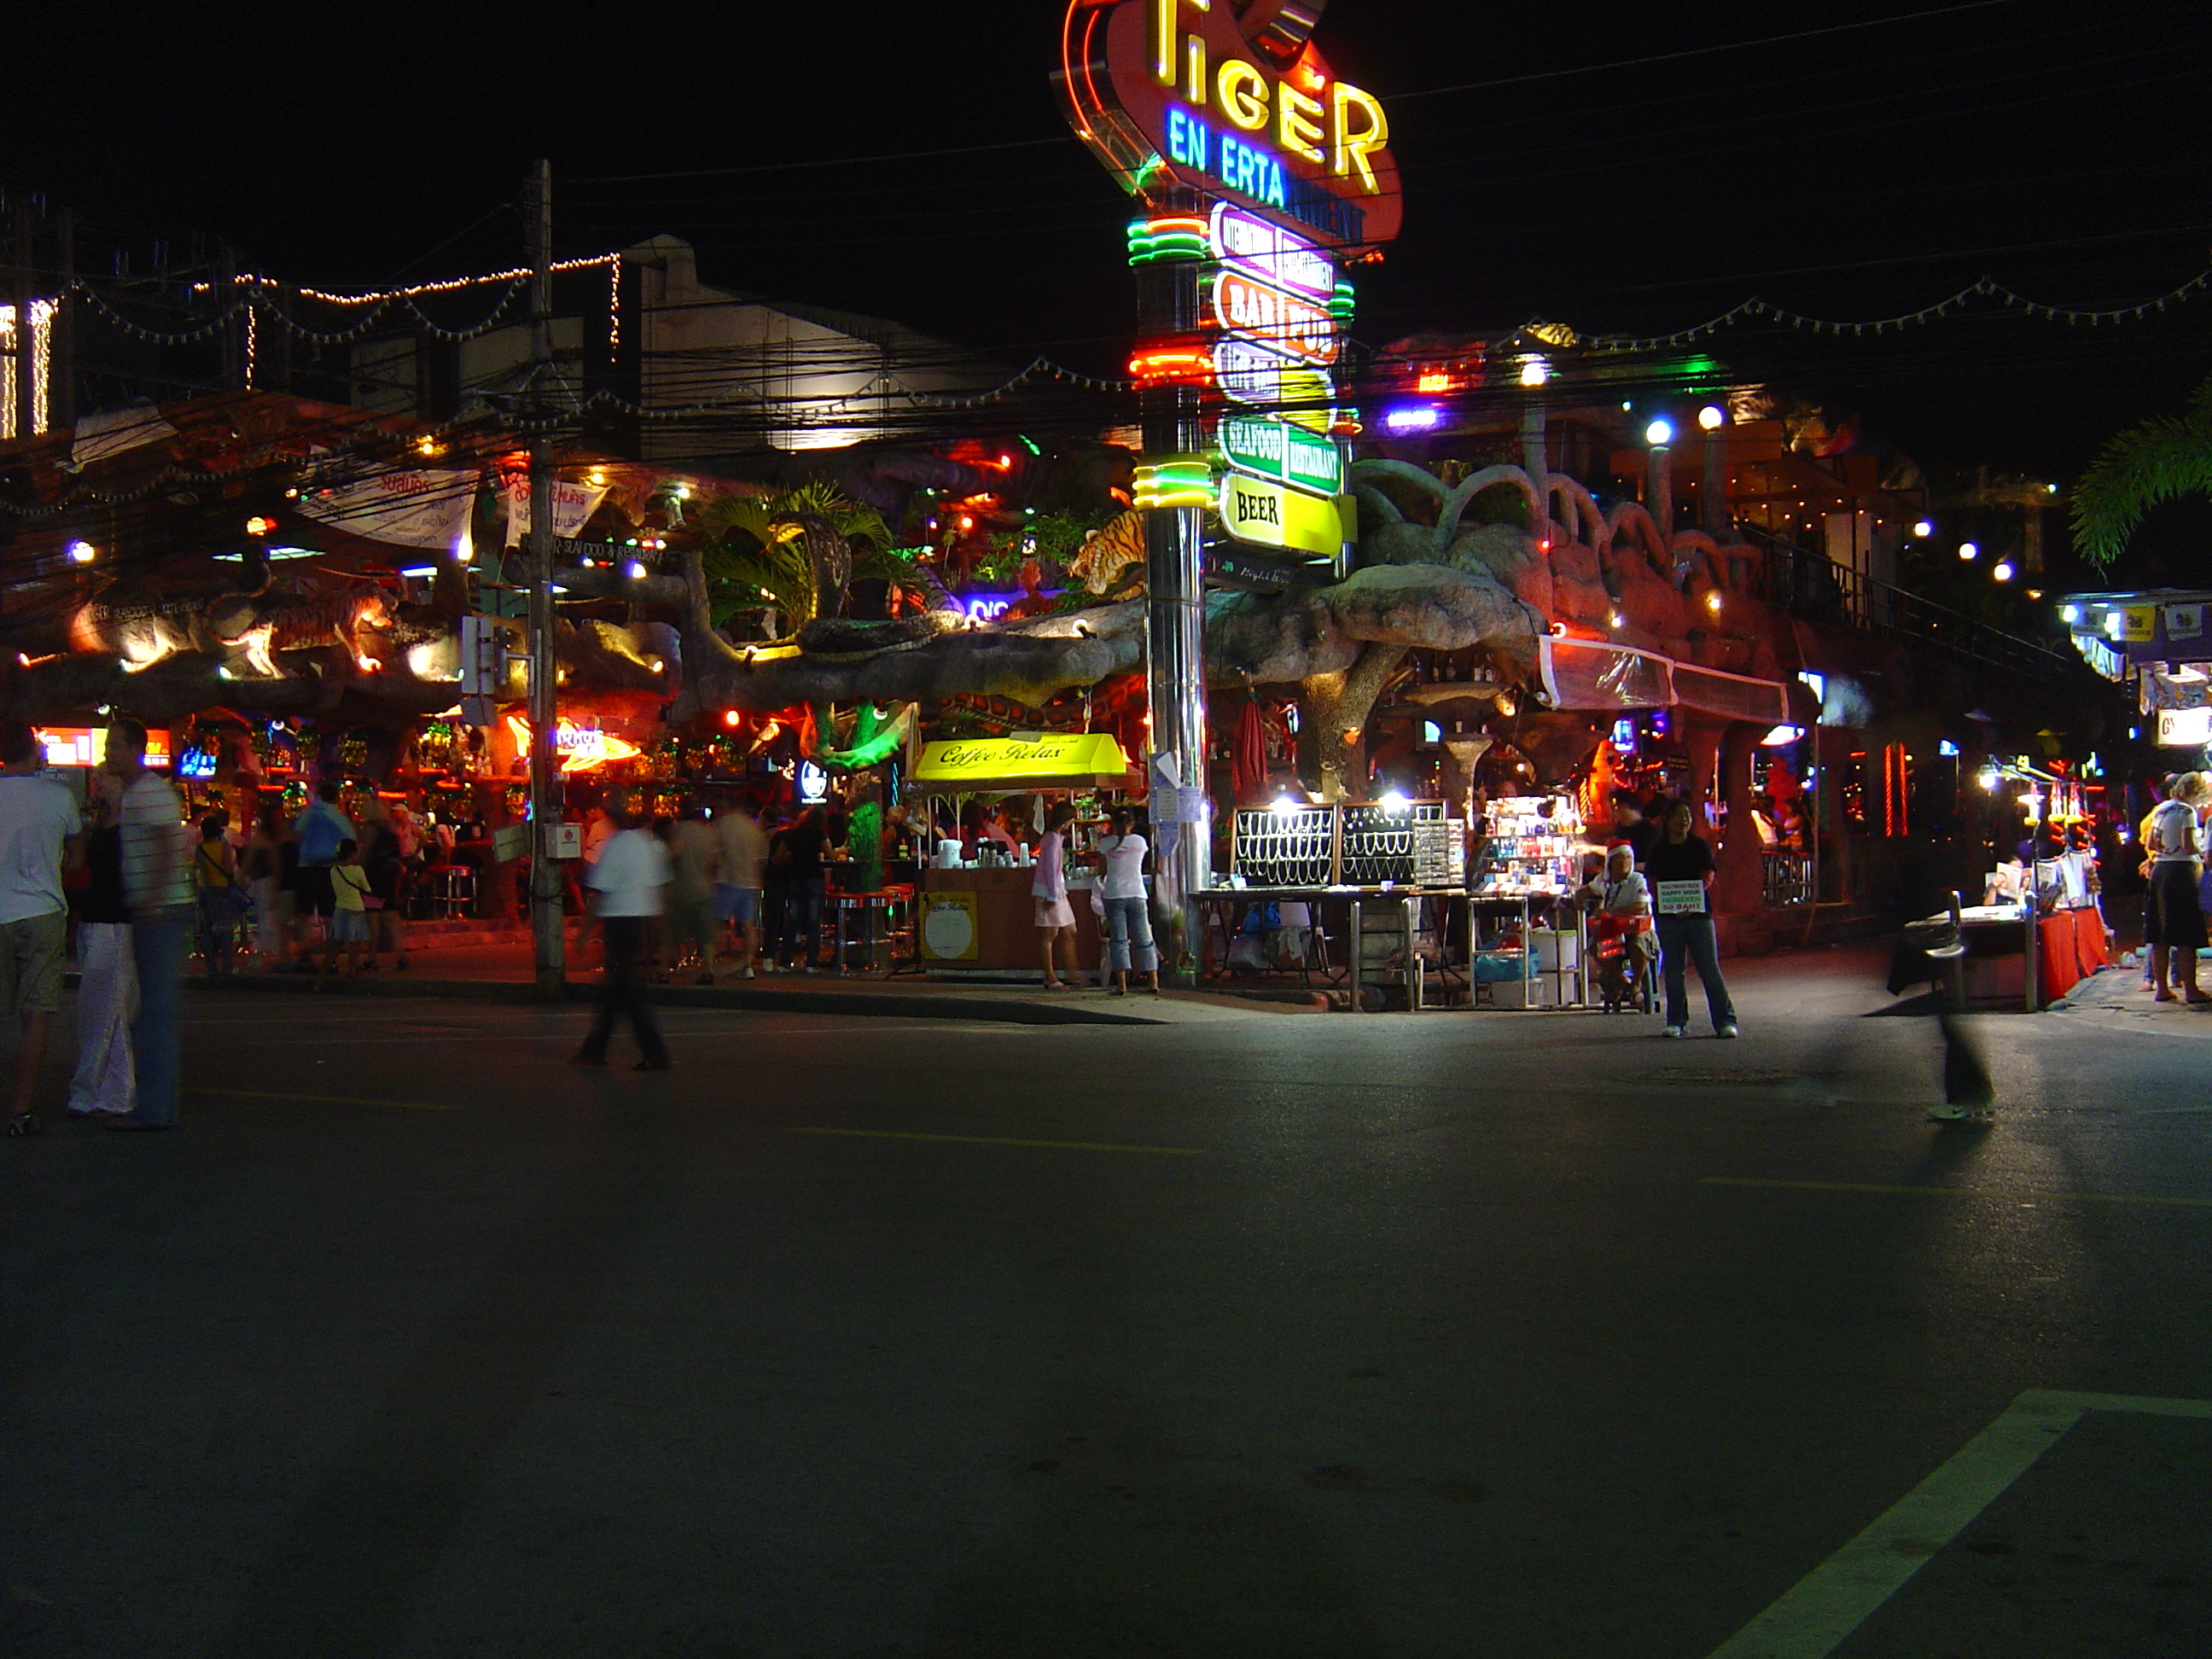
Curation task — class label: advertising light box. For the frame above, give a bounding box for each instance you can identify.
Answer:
[1218,474,1346,557]
[1219,414,1342,496]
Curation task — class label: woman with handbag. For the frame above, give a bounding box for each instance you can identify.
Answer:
[192,814,244,975]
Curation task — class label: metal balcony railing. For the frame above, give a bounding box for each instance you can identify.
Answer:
[1732,525,2076,682]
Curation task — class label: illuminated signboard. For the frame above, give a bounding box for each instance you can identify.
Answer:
[1061,0,1403,253]
[1209,203,1335,302]
[914,732,1133,784]
[1219,414,1342,496]
[36,726,171,767]
[1212,338,1334,423]
[1211,271,1337,364]
[1218,474,1346,558]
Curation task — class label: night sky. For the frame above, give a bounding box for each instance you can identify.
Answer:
[15,0,2212,572]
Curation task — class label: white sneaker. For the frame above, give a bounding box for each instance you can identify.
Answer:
[1717,1024,1739,1039]
[738,967,755,980]
[1663,1024,1685,1038]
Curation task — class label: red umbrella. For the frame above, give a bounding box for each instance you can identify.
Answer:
[1233,696,1268,804]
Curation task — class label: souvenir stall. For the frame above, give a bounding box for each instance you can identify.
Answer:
[1209,797,1477,1010]
[909,733,1133,977]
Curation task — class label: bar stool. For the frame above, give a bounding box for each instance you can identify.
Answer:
[880,884,919,974]
[831,891,899,975]
[433,863,477,919]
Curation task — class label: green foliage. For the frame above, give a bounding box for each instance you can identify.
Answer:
[975,507,1122,585]
[693,482,896,632]
[2072,375,2212,568]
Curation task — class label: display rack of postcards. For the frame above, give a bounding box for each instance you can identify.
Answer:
[1467,794,1587,1006]
[1472,795,1584,898]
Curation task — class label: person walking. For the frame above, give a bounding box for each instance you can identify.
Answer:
[667,804,720,984]
[2143,770,2211,1003]
[107,716,192,1130]
[241,805,285,970]
[572,791,672,1071]
[1033,801,1080,988]
[292,780,352,968]
[360,797,410,971]
[0,720,84,1137]
[1648,800,1738,1039]
[192,815,241,975]
[713,792,767,978]
[67,771,136,1120]
[1095,807,1159,996]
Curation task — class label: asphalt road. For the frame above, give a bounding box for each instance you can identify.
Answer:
[3,949,2208,1658]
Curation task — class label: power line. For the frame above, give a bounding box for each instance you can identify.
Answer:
[1388,0,2022,102]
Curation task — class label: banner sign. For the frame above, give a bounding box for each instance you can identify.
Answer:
[298,469,476,550]
[1060,0,1404,253]
[2165,602,2204,643]
[1656,880,1708,916]
[1218,474,1344,557]
[1219,414,1342,496]
[2157,707,2212,748]
[504,475,612,546]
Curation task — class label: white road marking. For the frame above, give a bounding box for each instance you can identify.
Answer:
[1706,1388,2212,1659]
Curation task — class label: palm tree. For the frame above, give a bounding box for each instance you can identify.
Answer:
[691,480,899,633]
[2071,375,2212,568]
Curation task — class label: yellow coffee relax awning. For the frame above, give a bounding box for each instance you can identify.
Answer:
[913,733,1131,787]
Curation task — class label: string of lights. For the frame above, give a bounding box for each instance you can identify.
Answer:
[1590,269,2212,352]
[56,255,623,350]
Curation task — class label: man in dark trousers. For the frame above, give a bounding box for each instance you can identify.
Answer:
[571,789,672,1071]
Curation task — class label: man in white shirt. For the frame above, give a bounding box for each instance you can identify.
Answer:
[0,721,84,1136]
[573,790,672,1070]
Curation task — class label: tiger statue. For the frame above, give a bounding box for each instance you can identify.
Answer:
[1066,510,1147,597]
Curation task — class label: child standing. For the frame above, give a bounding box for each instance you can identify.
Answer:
[323,838,372,984]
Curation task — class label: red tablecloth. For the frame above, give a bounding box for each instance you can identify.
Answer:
[2037,906,2109,1004]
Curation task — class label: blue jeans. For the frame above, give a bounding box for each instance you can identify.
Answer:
[1103,894,1158,974]
[131,916,190,1124]
[1656,913,1735,1031]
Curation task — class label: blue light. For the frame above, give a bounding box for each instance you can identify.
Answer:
[1938,740,1960,757]
[1382,405,1441,433]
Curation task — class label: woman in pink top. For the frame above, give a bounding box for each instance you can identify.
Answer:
[1033,801,1079,988]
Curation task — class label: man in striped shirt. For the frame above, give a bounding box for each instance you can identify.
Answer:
[107,716,193,1130]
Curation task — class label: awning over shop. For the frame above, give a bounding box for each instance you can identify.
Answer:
[912,732,1132,790]
[1537,637,1797,725]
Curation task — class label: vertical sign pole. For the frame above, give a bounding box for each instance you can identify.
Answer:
[527,159,566,999]
[1138,189,1210,984]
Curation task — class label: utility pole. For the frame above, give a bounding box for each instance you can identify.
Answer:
[1136,185,1209,985]
[526,159,566,998]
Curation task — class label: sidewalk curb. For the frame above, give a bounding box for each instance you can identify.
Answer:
[187,972,1168,1027]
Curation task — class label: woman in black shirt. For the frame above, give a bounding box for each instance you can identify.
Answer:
[1648,800,1738,1038]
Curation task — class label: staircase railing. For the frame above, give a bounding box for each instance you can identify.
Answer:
[1731,524,2076,682]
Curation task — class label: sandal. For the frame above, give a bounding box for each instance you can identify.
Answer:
[5,1112,41,1138]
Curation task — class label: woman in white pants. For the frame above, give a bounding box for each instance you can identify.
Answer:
[68,774,136,1116]
[1095,808,1160,995]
